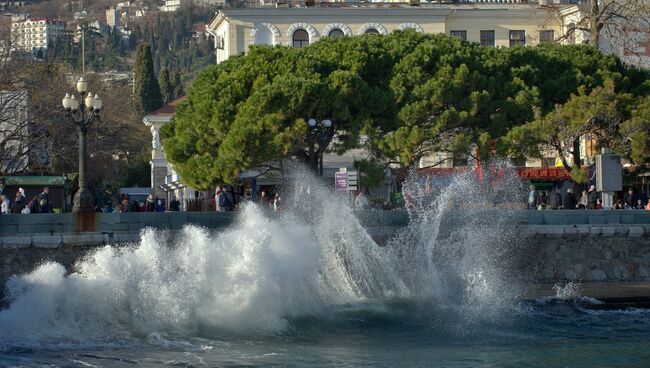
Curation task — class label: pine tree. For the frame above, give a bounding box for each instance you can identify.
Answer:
[133,43,163,115]
[158,68,173,104]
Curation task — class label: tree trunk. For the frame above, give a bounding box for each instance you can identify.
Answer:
[590,0,600,48]
[572,138,582,169]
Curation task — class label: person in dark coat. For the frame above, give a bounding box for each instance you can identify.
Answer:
[145,194,156,212]
[623,188,637,209]
[26,195,40,214]
[38,186,50,213]
[527,185,540,209]
[170,196,181,211]
[10,192,25,213]
[563,188,577,210]
[548,188,562,210]
[587,185,599,209]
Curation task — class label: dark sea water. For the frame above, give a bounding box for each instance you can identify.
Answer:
[2,298,649,368]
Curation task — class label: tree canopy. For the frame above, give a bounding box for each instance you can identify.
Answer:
[161,30,649,190]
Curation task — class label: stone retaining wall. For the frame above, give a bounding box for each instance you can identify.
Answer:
[1,210,650,305]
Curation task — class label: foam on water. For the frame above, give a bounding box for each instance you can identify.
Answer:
[0,165,527,349]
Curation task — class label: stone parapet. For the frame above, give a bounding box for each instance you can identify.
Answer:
[1,210,649,236]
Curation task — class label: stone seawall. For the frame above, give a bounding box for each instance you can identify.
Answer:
[1,210,650,305]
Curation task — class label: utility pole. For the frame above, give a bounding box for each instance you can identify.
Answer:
[81,29,85,74]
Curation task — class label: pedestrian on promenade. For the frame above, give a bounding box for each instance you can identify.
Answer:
[155,199,165,212]
[614,199,625,209]
[563,188,577,210]
[272,193,281,212]
[548,188,562,210]
[624,188,637,209]
[527,185,539,210]
[114,202,125,213]
[146,194,156,212]
[26,195,40,214]
[540,191,548,209]
[10,191,25,214]
[120,195,132,213]
[215,186,222,211]
[170,196,181,211]
[578,190,588,209]
[39,186,50,213]
[638,189,648,208]
[18,187,25,201]
[217,186,233,211]
[0,194,9,214]
[595,199,604,210]
[587,185,598,209]
[258,189,270,206]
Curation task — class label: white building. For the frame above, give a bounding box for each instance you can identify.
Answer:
[143,97,201,209]
[10,17,65,52]
[106,7,120,29]
[160,0,182,12]
[206,4,567,64]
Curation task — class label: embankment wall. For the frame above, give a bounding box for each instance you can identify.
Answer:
[1,210,649,304]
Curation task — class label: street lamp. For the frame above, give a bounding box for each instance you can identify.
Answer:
[62,76,102,213]
[306,118,332,176]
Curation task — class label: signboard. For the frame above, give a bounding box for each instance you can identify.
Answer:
[335,172,348,192]
[517,167,572,181]
[596,153,622,192]
[1,176,66,186]
[347,171,358,191]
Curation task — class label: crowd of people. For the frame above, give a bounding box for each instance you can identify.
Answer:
[0,187,51,214]
[528,185,650,210]
[100,193,182,213]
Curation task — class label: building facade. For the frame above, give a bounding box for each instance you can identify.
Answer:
[10,17,65,52]
[206,4,568,63]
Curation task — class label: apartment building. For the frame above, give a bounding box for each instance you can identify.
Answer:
[10,17,65,52]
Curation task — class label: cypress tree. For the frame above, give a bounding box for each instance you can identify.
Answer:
[158,68,173,104]
[133,43,163,114]
[172,71,183,99]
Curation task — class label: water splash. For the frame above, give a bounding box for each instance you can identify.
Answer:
[0,164,527,348]
[553,282,583,300]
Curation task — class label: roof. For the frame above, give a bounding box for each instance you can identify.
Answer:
[11,18,65,25]
[146,96,188,117]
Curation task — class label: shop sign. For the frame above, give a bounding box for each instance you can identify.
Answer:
[517,167,572,180]
[2,176,66,186]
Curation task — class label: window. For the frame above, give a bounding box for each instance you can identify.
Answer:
[539,30,555,44]
[480,30,495,47]
[450,30,467,41]
[328,28,345,38]
[364,28,380,35]
[292,29,309,48]
[509,30,525,47]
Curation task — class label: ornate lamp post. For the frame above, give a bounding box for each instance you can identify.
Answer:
[61,77,102,213]
[306,118,332,176]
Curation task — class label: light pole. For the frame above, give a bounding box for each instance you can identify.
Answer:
[306,118,332,176]
[61,76,102,213]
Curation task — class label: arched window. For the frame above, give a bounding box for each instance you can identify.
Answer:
[328,28,345,38]
[364,28,380,35]
[292,29,309,48]
[254,27,273,45]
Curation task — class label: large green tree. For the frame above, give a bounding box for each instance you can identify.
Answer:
[161,31,648,190]
[133,43,163,115]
